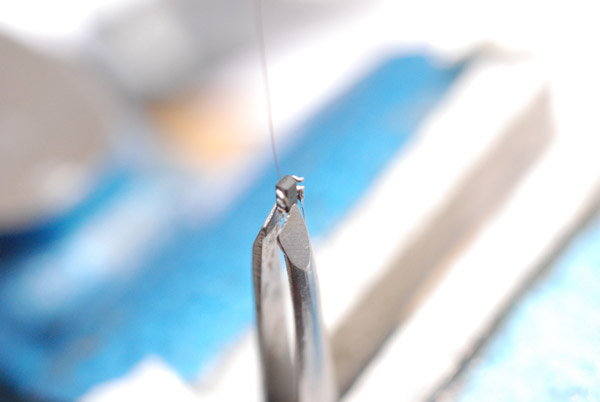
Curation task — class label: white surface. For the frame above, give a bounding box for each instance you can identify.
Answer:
[81,357,199,402]
[344,82,600,402]
[316,57,546,330]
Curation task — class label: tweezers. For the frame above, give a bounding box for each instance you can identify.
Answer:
[252,175,337,402]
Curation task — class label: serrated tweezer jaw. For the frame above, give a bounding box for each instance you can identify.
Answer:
[252,175,337,402]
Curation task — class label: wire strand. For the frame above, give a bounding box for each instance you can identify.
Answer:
[254,0,281,179]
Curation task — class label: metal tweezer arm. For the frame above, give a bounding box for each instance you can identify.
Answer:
[252,175,336,402]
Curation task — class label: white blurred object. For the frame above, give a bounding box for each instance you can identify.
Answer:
[345,105,600,402]
[81,357,199,402]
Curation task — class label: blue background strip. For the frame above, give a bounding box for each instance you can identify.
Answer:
[456,209,600,401]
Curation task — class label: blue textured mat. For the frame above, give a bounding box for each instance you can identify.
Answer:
[455,209,600,401]
[0,53,463,400]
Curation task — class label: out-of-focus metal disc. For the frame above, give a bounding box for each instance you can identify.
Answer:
[0,35,109,234]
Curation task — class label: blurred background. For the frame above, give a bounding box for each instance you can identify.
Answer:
[1,0,600,401]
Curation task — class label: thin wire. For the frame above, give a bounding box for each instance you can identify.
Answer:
[254,0,281,179]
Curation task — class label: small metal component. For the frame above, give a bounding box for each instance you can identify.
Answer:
[276,175,303,212]
[253,175,337,402]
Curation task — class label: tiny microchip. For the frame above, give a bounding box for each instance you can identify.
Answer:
[275,175,299,212]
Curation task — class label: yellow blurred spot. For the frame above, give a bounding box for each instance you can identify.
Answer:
[149,91,250,168]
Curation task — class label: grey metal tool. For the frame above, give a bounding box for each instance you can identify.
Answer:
[253,175,337,402]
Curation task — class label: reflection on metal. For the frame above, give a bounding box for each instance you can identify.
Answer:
[253,175,336,402]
